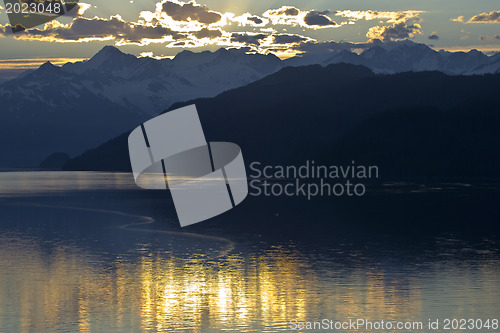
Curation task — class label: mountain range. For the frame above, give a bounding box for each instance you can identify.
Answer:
[64,63,500,181]
[0,46,281,167]
[0,40,499,168]
[288,40,500,75]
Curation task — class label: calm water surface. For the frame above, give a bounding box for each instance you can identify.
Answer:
[0,172,499,332]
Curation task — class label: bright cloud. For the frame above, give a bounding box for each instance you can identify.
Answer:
[452,11,500,24]
[0,16,182,45]
[263,6,341,29]
[335,10,424,23]
[230,13,269,27]
[366,22,422,41]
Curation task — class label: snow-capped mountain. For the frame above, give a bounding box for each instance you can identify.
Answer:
[0,40,499,168]
[464,52,500,75]
[58,46,282,115]
[286,40,500,75]
[0,46,282,167]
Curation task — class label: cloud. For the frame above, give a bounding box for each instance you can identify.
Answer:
[303,10,338,27]
[230,13,268,27]
[452,11,500,24]
[451,16,465,23]
[0,16,182,44]
[341,10,424,42]
[194,28,222,39]
[366,22,422,41]
[230,33,267,46]
[272,34,309,45]
[263,6,341,29]
[266,6,300,17]
[469,11,500,23]
[248,16,264,25]
[64,2,92,18]
[161,0,222,24]
[263,6,303,26]
[0,0,430,58]
[479,34,500,41]
[428,33,439,40]
[335,10,423,23]
[140,0,229,33]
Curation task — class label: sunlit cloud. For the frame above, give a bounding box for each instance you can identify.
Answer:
[451,16,465,23]
[263,6,341,29]
[230,13,268,27]
[263,6,300,25]
[63,2,92,18]
[140,0,229,32]
[0,16,182,44]
[452,11,500,24]
[335,10,424,23]
[428,33,439,40]
[272,34,310,45]
[366,22,422,41]
[0,0,433,57]
[469,11,500,23]
[230,32,267,46]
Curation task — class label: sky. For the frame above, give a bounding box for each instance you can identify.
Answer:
[0,0,499,78]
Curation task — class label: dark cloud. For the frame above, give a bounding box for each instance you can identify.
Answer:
[479,34,500,41]
[303,10,337,27]
[194,28,222,39]
[273,34,308,44]
[366,22,422,41]
[0,16,182,44]
[247,16,263,25]
[161,0,222,24]
[171,41,187,46]
[428,34,439,40]
[230,33,266,46]
[267,7,300,16]
[468,11,500,23]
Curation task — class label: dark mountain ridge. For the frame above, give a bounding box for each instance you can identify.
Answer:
[64,63,500,182]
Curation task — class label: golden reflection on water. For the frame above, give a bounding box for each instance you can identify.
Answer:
[0,236,500,332]
[0,172,138,197]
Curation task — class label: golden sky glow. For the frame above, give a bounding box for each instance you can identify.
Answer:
[0,0,498,63]
[0,0,497,58]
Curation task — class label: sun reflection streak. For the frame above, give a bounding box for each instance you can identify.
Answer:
[1,235,500,332]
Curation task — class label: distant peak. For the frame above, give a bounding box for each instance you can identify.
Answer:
[40,61,55,67]
[215,47,229,54]
[38,61,59,71]
[90,46,128,61]
[467,49,482,55]
[98,45,123,55]
[174,49,195,58]
[85,45,135,68]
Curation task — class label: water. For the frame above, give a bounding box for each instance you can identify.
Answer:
[0,172,499,332]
